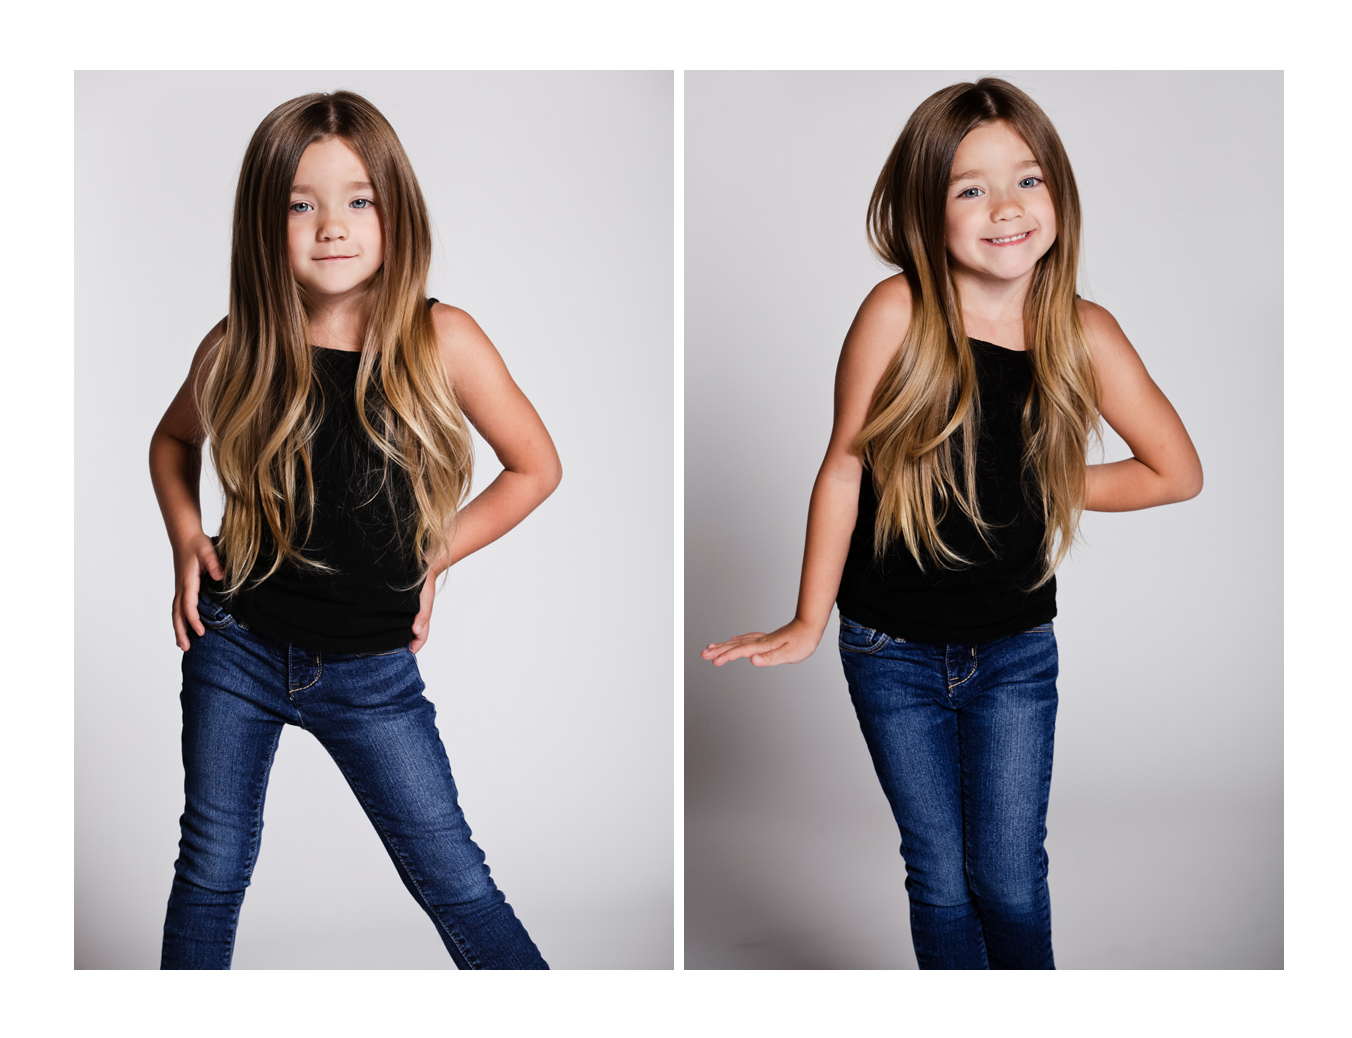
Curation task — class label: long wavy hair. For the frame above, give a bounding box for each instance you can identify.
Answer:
[199,91,474,595]
[860,77,1100,585]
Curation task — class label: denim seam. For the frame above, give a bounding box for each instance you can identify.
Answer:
[241,725,282,883]
[326,753,481,970]
[351,647,408,658]
[289,653,324,694]
[948,646,980,691]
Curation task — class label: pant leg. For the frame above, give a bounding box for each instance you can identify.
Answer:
[955,626,1059,970]
[162,601,297,970]
[291,646,548,970]
[839,619,989,969]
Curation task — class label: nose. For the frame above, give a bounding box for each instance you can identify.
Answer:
[990,190,1024,222]
[318,214,348,241]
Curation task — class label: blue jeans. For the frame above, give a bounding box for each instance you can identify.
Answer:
[160,592,548,970]
[839,616,1057,969]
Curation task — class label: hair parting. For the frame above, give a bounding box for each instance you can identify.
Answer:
[198,90,474,595]
[859,77,1100,585]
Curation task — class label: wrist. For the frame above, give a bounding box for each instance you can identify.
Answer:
[792,613,830,641]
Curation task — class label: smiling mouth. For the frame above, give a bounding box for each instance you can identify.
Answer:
[983,231,1032,246]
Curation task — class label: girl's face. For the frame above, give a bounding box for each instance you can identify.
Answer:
[287,137,384,303]
[944,120,1057,288]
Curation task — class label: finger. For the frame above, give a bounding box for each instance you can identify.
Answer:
[184,574,206,637]
[200,544,225,582]
[410,625,428,653]
[171,597,189,652]
[701,634,767,657]
[711,638,782,667]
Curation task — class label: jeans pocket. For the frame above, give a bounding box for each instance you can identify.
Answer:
[838,617,893,655]
[196,592,237,630]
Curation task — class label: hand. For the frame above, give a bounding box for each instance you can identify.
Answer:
[701,617,824,667]
[410,569,438,653]
[171,532,224,651]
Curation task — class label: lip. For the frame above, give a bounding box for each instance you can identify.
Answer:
[982,230,1033,247]
[314,255,357,261]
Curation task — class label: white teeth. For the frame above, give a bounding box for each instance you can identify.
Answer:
[987,231,1030,244]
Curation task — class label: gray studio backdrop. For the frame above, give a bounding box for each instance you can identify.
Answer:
[685,72,1281,969]
[76,72,673,969]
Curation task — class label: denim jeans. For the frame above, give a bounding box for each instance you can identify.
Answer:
[838,616,1057,969]
[160,592,548,970]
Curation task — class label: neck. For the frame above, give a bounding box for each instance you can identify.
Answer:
[951,267,1032,351]
[305,289,373,352]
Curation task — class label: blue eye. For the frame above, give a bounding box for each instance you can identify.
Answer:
[959,187,982,198]
[351,198,374,209]
[289,201,314,213]
[1019,177,1042,189]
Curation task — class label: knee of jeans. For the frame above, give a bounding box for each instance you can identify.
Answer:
[174,825,258,893]
[967,857,1046,910]
[903,863,972,907]
[429,860,503,909]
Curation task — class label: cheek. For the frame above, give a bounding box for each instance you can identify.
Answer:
[943,208,966,254]
[287,223,307,274]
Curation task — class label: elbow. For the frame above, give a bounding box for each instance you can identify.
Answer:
[1173,463,1203,503]
[541,454,563,499]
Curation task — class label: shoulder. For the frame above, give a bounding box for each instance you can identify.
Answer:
[1075,298,1147,381]
[429,301,495,368]
[428,301,508,390]
[187,318,228,382]
[1076,298,1130,353]
[857,273,914,330]
[429,300,482,341]
[200,317,227,350]
[841,274,913,369]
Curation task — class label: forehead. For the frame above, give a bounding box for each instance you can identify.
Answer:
[950,121,1038,175]
[292,137,372,187]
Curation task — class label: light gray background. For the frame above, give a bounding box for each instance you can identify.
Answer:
[76,71,673,969]
[685,71,1281,969]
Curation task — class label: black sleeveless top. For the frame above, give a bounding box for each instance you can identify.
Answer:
[203,310,437,653]
[836,338,1057,644]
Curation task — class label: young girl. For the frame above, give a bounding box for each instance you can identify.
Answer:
[702,78,1202,969]
[149,91,560,969]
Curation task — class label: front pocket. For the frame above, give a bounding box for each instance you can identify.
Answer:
[838,618,892,655]
[196,594,236,630]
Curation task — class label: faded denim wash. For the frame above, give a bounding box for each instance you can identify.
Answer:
[839,616,1058,969]
[160,591,547,970]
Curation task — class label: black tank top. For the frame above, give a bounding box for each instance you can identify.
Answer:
[203,309,437,652]
[836,338,1057,644]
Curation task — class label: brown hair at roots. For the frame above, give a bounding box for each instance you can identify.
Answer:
[199,91,474,595]
[861,77,1100,585]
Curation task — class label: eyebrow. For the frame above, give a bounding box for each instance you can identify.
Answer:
[290,181,375,193]
[949,159,1042,185]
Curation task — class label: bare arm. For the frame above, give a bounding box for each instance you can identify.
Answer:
[701,276,913,667]
[149,321,226,650]
[1080,301,1203,511]
[410,304,562,651]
